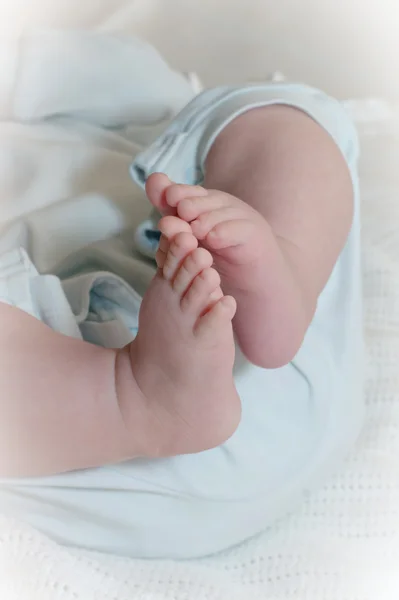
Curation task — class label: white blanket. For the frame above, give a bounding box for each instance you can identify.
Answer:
[0,31,398,599]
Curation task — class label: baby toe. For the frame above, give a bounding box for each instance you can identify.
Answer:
[155,234,169,269]
[165,183,208,208]
[195,296,237,339]
[180,267,221,317]
[163,232,198,281]
[145,173,173,214]
[172,247,213,295]
[159,215,192,240]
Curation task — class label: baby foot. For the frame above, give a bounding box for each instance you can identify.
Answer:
[130,221,240,457]
[145,174,307,369]
[146,173,270,295]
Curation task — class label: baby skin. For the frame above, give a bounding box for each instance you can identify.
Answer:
[146,173,307,368]
[129,228,241,457]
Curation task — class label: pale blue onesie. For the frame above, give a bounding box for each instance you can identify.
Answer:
[0,82,364,559]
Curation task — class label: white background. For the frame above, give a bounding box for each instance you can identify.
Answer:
[0,0,398,98]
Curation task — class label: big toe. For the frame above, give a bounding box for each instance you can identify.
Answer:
[145,173,175,215]
[156,216,194,270]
